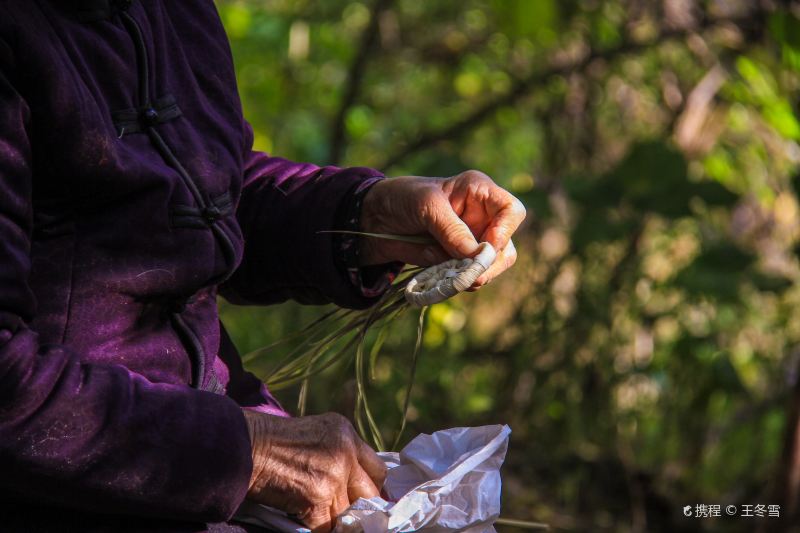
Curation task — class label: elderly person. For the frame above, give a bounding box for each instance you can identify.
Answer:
[0,1,525,531]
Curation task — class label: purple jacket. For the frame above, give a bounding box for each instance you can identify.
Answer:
[0,0,387,530]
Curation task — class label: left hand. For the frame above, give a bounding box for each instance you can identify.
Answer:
[360,170,526,288]
[243,411,386,533]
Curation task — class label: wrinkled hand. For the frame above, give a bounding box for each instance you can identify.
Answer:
[243,411,387,533]
[360,170,526,288]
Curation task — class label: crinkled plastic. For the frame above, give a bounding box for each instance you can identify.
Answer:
[338,424,511,533]
[235,425,511,533]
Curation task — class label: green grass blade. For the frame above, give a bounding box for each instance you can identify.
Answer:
[353,394,368,445]
[368,307,404,380]
[495,517,550,530]
[297,376,309,416]
[267,335,360,390]
[242,307,346,363]
[390,305,427,451]
[353,291,402,451]
[356,331,386,451]
[318,230,437,245]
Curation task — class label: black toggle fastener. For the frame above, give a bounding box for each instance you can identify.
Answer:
[141,107,160,127]
[112,95,183,137]
[202,205,222,223]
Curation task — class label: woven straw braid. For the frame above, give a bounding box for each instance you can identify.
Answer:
[404,242,497,307]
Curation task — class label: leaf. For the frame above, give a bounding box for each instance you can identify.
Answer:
[492,0,559,45]
[763,99,800,140]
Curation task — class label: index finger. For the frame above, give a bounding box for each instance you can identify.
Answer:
[348,464,380,503]
[480,190,526,252]
[424,191,481,259]
[355,439,388,489]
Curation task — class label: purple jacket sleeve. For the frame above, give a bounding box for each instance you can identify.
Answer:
[220,124,388,309]
[0,42,252,523]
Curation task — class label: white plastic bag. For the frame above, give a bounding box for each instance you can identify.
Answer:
[337,425,511,533]
[235,425,511,533]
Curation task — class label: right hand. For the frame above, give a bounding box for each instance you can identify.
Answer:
[242,411,387,533]
[360,171,525,287]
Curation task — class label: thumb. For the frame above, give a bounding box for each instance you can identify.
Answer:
[425,192,480,259]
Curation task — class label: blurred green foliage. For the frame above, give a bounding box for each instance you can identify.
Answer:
[217,1,800,531]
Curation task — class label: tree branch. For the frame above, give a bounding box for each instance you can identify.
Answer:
[329,0,393,165]
[377,11,762,172]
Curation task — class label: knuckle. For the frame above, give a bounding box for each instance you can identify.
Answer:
[466,182,490,203]
[320,413,357,448]
[462,169,492,182]
[304,492,326,510]
[308,500,330,517]
[322,411,351,430]
[307,504,330,521]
